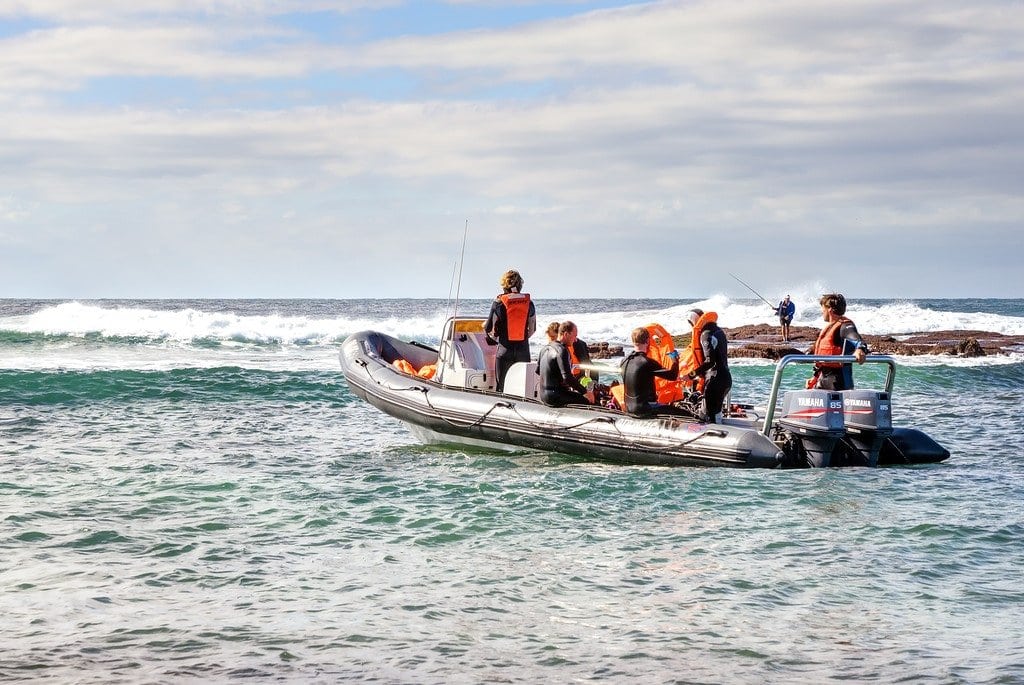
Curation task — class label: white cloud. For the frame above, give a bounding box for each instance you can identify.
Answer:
[0,0,389,23]
[0,0,1021,297]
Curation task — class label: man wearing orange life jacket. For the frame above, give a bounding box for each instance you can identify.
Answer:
[485,269,536,393]
[684,309,732,423]
[807,292,868,391]
[566,329,599,386]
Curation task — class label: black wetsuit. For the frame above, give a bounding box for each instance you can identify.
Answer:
[485,295,536,392]
[619,351,686,417]
[537,342,590,407]
[814,320,868,391]
[692,323,732,423]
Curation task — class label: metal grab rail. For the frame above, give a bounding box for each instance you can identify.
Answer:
[761,355,897,437]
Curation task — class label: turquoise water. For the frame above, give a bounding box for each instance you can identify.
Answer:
[2,299,1023,682]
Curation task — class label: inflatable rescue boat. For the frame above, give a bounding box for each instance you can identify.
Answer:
[339,317,949,469]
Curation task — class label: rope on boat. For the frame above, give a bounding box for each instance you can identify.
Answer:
[364,363,512,428]
[506,405,618,432]
[364,362,731,449]
[598,413,730,451]
[423,395,514,429]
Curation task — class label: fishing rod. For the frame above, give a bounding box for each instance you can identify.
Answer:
[729,272,775,308]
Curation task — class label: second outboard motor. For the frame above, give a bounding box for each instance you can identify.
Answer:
[777,390,845,467]
[838,390,893,467]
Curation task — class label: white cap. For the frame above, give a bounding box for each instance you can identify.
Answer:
[687,309,702,326]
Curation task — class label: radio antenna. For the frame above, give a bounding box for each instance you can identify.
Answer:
[452,219,469,320]
[445,260,458,319]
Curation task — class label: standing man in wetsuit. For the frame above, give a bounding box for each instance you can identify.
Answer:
[684,309,733,423]
[774,294,795,342]
[485,269,536,393]
[620,327,688,417]
[537,321,591,407]
[807,292,869,391]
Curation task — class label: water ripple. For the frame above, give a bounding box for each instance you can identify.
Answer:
[1,368,1023,683]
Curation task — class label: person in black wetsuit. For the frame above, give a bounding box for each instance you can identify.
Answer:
[485,269,536,392]
[807,292,869,391]
[684,309,732,423]
[619,327,689,417]
[537,321,591,407]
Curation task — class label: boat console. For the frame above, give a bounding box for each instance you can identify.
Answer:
[434,317,498,391]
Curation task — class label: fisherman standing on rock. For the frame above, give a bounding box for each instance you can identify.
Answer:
[774,295,796,342]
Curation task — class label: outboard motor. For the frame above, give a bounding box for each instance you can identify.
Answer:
[838,390,893,467]
[777,390,845,467]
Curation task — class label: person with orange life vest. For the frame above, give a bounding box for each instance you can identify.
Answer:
[619,327,690,417]
[684,309,733,423]
[537,321,592,407]
[485,269,536,393]
[539,320,598,385]
[806,292,869,391]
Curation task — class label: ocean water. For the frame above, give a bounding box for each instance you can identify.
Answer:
[2,297,1023,683]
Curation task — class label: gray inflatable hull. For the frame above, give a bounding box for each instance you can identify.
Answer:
[340,331,786,468]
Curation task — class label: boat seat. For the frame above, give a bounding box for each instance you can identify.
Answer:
[503,361,539,400]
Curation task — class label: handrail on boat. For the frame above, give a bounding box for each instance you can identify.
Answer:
[761,355,897,437]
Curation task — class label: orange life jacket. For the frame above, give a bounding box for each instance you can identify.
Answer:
[812,317,851,368]
[609,382,625,411]
[393,359,416,375]
[565,340,584,378]
[394,358,436,379]
[498,292,531,342]
[644,323,689,403]
[688,311,719,392]
[567,341,581,366]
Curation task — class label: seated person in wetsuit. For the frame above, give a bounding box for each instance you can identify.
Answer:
[620,326,689,417]
[536,321,592,407]
[540,321,560,350]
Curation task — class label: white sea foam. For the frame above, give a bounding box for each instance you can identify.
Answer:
[7,299,1024,342]
[3,301,449,346]
[2,299,1021,372]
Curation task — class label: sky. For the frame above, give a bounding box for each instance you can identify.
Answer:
[1,0,1022,300]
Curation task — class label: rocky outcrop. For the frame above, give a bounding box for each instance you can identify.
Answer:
[587,326,1021,360]
[721,326,1018,359]
[587,341,624,359]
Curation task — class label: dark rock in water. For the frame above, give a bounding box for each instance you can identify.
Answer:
[865,332,1005,356]
[954,338,985,357]
[729,343,805,360]
[588,341,624,359]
